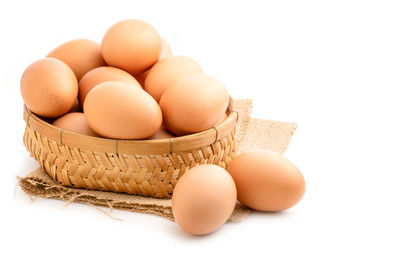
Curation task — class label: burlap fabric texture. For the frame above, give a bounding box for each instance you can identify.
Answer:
[18,99,297,222]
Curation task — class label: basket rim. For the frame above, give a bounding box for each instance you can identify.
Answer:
[23,99,238,154]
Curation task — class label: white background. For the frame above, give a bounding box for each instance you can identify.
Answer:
[1,0,399,266]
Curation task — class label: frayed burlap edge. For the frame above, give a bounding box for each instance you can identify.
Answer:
[17,167,251,222]
[17,98,297,222]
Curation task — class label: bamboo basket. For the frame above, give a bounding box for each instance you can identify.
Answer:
[23,100,238,198]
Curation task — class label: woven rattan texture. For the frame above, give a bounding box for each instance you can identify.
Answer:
[23,126,236,198]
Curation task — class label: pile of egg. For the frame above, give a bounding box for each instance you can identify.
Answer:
[20,19,305,235]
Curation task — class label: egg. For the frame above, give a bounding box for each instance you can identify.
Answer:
[47,39,105,80]
[20,58,78,117]
[53,112,98,137]
[134,70,150,89]
[227,150,305,211]
[78,66,141,106]
[134,37,173,88]
[144,56,203,102]
[172,164,237,235]
[101,19,161,74]
[83,81,162,139]
[160,74,229,135]
[148,126,175,139]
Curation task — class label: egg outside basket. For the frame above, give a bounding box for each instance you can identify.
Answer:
[22,100,238,198]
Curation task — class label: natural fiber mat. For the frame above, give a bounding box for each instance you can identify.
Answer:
[18,99,297,222]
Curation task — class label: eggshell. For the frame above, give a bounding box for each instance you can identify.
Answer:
[134,70,150,89]
[79,66,141,106]
[148,126,175,139]
[83,81,162,139]
[227,150,305,211]
[160,74,229,135]
[144,56,203,102]
[172,164,237,235]
[20,58,78,118]
[101,19,161,74]
[47,39,105,80]
[134,37,173,88]
[53,112,98,137]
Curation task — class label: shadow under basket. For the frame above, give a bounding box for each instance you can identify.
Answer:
[23,101,238,198]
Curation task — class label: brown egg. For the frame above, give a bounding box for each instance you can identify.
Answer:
[84,81,162,139]
[134,71,150,89]
[134,37,173,88]
[53,112,98,137]
[79,66,141,106]
[20,58,78,118]
[101,19,161,74]
[144,56,203,102]
[172,164,237,235]
[227,150,305,211]
[148,126,175,139]
[47,39,105,80]
[160,74,229,135]
[213,112,228,127]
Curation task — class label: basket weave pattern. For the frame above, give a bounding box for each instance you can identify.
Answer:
[23,106,237,198]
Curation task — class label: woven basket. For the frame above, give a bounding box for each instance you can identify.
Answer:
[23,100,238,198]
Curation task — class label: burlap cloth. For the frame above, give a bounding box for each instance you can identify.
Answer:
[17,99,297,222]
